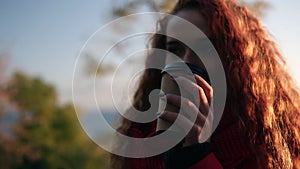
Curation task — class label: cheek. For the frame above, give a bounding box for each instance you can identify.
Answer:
[191,56,204,66]
[186,56,206,71]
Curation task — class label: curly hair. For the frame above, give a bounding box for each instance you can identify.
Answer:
[110,0,300,168]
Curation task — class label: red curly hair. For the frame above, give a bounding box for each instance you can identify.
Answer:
[111,0,300,168]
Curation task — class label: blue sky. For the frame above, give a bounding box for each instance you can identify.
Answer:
[0,0,299,110]
[0,0,110,106]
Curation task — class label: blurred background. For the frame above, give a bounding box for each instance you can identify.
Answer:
[0,0,299,168]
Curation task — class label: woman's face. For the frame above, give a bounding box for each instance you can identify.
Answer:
[166,8,211,70]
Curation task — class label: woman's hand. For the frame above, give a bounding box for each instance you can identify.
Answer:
[158,74,213,146]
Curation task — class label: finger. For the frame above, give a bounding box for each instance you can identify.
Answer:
[165,93,208,119]
[194,74,213,105]
[159,111,213,145]
[163,94,206,124]
[159,111,204,133]
[173,76,209,114]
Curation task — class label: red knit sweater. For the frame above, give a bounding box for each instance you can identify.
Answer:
[126,106,259,169]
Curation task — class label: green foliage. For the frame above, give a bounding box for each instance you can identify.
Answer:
[0,72,109,169]
[84,55,115,77]
[112,0,270,17]
[239,0,271,18]
[9,72,57,114]
[88,0,271,78]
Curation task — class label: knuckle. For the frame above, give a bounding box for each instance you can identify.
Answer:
[186,100,194,107]
[198,86,205,94]
[208,87,213,96]
[193,125,202,133]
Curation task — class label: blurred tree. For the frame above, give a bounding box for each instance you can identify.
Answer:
[111,0,176,15]
[112,0,271,17]
[0,72,109,169]
[239,0,271,18]
[86,0,271,77]
[84,54,115,77]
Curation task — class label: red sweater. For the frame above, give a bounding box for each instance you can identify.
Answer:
[126,107,259,169]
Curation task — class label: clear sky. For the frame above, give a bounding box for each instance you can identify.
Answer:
[0,0,111,106]
[0,0,299,111]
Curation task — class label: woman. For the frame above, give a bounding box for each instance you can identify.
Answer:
[110,0,300,168]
